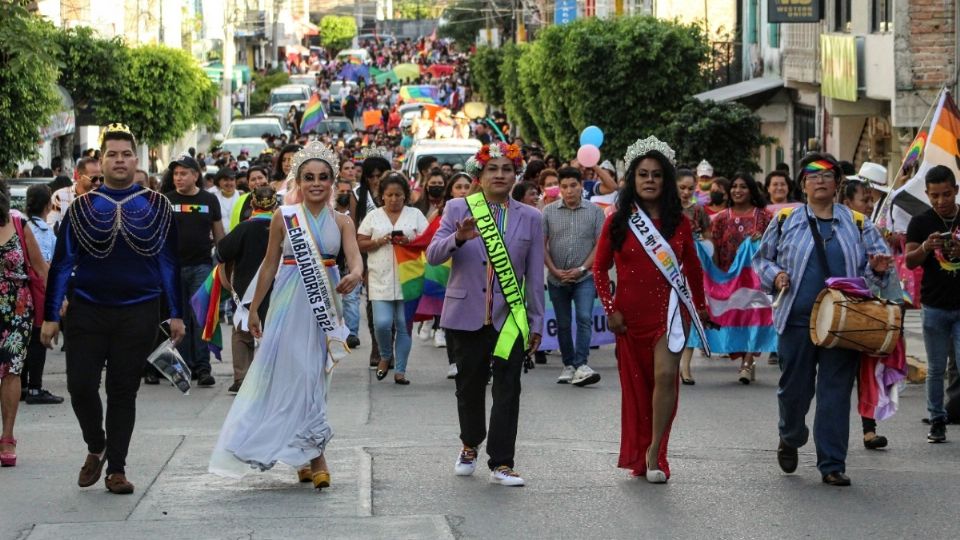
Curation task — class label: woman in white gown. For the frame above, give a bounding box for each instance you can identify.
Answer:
[209,142,363,490]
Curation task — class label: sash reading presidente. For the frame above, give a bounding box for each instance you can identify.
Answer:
[627,205,711,356]
[281,205,349,365]
[466,192,529,360]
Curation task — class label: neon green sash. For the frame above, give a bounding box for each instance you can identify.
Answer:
[466,192,529,360]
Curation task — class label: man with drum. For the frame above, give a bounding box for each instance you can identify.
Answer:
[753,153,892,487]
[904,165,960,444]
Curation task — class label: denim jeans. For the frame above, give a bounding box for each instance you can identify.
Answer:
[777,325,858,475]
[342,282,362,337]
[372,300,412,374]
[921,305,960,422]
[547,276,596,368]
[178,263,212,374]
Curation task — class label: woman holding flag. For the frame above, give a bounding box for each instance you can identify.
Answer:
[357,173,427,384]
[594,136,712,483]
[209,142,363,491]
[708,173,773,384]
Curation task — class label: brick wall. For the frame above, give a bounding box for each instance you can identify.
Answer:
[908,0,956,88]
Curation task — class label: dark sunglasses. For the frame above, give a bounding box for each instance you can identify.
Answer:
[83,175,104,184]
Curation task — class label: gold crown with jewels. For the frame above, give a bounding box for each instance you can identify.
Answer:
[98,123,135,147]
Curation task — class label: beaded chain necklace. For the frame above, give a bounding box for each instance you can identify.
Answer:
[68,188,173,259]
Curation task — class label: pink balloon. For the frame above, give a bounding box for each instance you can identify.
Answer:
[577,144,600,168]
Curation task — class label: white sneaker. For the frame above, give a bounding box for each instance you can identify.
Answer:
[571,365,601,387]
[433,329,446,348]
[454,447,478,476]
[446,363,458,379]
[489,466,525,486]
[417,323,433,341]
[557,366,575,384]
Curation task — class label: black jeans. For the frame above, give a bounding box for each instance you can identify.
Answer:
[447,325,525,470]
[24,327,46,389]
[65,297,161,475]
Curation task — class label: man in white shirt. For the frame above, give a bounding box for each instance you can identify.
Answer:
[212,169,240,234]
[48,156,102,232]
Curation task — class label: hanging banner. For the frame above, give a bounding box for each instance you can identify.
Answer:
[821,34,858,102]
[768,0,823,23]
[538,287,616,352]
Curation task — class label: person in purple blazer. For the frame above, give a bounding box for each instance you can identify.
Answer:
[426,142,545,487]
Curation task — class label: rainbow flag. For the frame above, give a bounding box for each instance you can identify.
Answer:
[881,90,960,232]
[190,264,226,360]
[299,93,326,134]
[399,85,440,105]
[686,239,778,353]
[393,216,450,331]
[901,130,927,172]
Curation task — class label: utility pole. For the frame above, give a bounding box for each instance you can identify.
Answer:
[221,0,236,134]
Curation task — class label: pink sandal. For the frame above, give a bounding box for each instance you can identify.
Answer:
[0,437,17,467]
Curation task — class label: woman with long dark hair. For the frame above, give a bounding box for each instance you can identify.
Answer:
[594,137,709,483]
[710,172,772,384]
[271,144,303,192]
[352,156,392,368]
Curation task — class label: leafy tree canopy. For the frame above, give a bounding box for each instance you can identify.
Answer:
[320,15,357,52]
[440,0,513,47]
[53,26,130,126]
[0,2,62,174]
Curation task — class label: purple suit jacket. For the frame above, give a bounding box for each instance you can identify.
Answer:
[427,196,545,334]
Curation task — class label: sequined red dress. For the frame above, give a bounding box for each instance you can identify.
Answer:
[594,214,707,477]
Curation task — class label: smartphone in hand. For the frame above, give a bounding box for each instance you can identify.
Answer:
[390,230,405,244]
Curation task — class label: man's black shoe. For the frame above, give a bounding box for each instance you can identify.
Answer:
[197,371,216,387]
[25,388,65,404]
[777,439,798,473]
[346,335,361,349]
[822,472,851,486]
[144,371,160,385]
[928,420,947,443]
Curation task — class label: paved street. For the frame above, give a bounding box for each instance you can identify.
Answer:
[2,311,957,540]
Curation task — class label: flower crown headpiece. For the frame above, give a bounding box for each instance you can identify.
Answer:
[624,136,676,166]
[357,145,391,161]
[99,123,135,148]
[287,141,340,181]
[466,141,525,177]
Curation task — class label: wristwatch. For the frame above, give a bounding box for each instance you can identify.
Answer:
[578,265,587,274]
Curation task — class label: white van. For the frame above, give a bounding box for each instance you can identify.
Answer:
[403,139,483,179]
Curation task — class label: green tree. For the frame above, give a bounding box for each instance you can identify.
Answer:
[250,69,291,114]
[468,46,503,104]
[53,26,130,126]
[0,2,62,174]
[661,98,776,177]
[110,45,217,147]
[394,0,438,20]
[499,43,535,142]
[440,0,512,47]
[320,15,357,52]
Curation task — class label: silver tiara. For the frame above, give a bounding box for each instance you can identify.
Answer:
[624,136,676,166]
[357,145,391,161]
[288,141,340,180]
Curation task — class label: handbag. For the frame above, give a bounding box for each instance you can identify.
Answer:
[12,215,46,326]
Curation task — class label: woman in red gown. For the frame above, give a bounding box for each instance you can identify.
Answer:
[594,138,709,483]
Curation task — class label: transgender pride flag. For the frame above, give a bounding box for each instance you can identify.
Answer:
[687,239,778,353]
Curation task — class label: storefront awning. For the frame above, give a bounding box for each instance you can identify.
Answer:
[694,77,784,104]
[39,85,75,141]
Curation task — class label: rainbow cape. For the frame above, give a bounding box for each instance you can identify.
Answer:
[300,93,326,134]
[686,239,778,353]
[393,216,450,332]
[399,85,440,105]
[190,264,226,360]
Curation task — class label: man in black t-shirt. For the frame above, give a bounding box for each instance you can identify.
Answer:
[905,165,960,443]
[164,155,224,387]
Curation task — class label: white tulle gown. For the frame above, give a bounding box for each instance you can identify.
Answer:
[209,207,341,478]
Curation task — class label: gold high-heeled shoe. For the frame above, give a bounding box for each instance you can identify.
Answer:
[312,470,331,490]
[297,466,312,483]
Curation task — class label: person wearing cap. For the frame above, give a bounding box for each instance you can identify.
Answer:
[215,186,278,394]
[212,168,240,234]
[855,162,889,218]
[753,152,892,486]
[693,160,715,206]
[163,155,225,388]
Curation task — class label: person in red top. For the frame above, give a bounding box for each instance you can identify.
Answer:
[710,173,772,383]
[594,137,709,483]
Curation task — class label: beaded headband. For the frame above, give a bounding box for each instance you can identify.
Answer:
[99,123,135,148]
[624,136,676,166]
[288,141,340,181]
[466,142,524,177]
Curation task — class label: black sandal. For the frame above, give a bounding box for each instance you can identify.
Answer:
[863,433,888,450]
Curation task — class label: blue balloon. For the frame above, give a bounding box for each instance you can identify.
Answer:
[580,125,604,147]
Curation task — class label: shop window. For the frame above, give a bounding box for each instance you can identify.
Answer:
[835,0,852,32]
[872,0,892,33]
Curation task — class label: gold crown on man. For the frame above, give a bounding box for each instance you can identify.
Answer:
[98,123,135,147]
